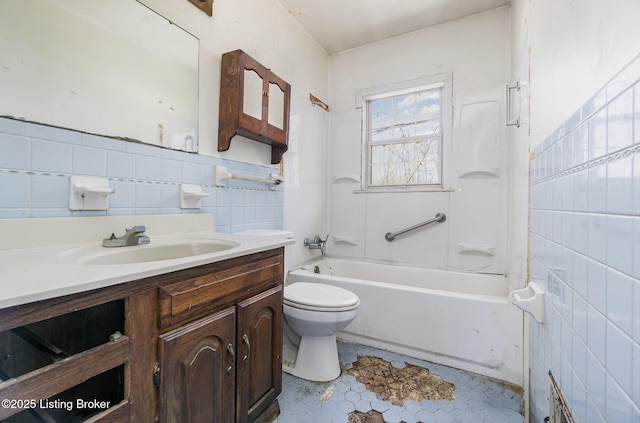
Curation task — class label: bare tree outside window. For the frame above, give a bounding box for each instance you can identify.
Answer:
[367,88,442,187]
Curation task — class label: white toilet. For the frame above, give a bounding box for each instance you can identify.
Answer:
[282,282,360,382]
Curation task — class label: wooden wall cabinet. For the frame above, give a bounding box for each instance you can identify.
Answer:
[0,248,284,423]
[186,0,213,16]
[218,50,291,164]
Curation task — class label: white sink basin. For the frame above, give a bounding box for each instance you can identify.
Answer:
[70,240,239,265]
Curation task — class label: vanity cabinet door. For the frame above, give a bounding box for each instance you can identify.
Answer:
[158,307,236,423]
[236,286,283,423]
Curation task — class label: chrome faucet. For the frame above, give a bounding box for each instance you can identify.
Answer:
[102,225,151,248]
[304,234,328,256]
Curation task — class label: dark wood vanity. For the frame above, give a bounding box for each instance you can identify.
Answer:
[0,248,284,423]
[218,50,291,164]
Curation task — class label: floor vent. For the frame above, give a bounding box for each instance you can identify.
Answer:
[545,372,574,423]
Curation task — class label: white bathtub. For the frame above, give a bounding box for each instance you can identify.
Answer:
[287,258,523,385]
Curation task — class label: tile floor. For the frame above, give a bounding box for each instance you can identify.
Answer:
[273,341,524,423]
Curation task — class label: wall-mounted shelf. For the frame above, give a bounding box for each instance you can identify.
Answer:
[332,235,358,246]
[333,175,361,184]
[180,184,210,209]
[510,281,544,323]
[69,176,115,211]
[457,242,496,256]
[218,50,291,164]
[457,168,501,179]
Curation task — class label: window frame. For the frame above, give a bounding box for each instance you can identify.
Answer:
[358,73,453,193]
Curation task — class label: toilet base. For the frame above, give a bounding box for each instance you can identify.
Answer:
[282,334,341,382]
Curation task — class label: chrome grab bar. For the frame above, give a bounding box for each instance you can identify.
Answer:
[384,213,446,242]
[506,80,522,127]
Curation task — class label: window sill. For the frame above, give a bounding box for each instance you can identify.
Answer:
[353,186,455,194]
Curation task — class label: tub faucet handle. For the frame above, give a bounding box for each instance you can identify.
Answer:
[304,234,329,256]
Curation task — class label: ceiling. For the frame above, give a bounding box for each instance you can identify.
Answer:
[278,0,511,54]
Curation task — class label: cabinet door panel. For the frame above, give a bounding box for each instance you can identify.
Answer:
[159,307,236,423]
[236,286,283,423]
[238,55,267,137]
[267,81,285,130]
[265,71,290,148]
[243,68,264,122]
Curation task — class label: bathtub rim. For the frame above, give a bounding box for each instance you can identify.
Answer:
[289,256,512,301]
[293,254,508,277]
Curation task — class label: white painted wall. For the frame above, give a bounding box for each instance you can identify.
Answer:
[326,7,512,271]
[137,0,330,269]
[521,0,640,149]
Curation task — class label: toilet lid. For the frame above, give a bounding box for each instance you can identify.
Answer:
[284,282,359,310]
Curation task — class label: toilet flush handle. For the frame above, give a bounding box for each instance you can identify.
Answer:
[242,334,251,363]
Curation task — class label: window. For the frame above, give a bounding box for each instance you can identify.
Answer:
[361,74,451,190]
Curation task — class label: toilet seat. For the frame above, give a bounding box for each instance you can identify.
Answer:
[284,282,360,312]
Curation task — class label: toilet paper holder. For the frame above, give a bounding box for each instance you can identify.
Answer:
[509,281,544,323]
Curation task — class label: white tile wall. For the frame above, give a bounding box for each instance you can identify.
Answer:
[529,53,640,422]
[0,118,284,233]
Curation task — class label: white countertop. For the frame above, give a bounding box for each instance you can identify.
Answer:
[0,215,293,310]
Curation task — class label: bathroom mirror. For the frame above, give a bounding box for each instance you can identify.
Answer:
[0,0,199,152]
